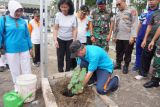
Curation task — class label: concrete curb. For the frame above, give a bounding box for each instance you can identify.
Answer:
[42,78,58,107]
[92,87,118,107]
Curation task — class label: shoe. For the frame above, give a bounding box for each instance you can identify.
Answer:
[132,66,139,72]
[135,75,146,80]
[114,64,121,70]
[143,81,159,88]
[111,75,120,92]
[0,66,6,72]
[122,65,128,74]
[32,63,39,67]
[105,75,120,94]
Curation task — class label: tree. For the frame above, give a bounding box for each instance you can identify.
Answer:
[85,0,96,7]
[49,0,58,17]
[131,0,147,15]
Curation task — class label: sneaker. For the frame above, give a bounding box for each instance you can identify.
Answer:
[132,66,139,72]
[32,63,39,67]
[135,75,146,80]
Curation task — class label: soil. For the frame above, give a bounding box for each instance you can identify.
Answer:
[50,77,96,107]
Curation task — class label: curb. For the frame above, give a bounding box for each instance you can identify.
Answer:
[42,72,118,107]
[92,87,118,107]
[42,78,58,107]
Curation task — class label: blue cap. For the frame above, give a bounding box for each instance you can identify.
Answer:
[96,0,106,5]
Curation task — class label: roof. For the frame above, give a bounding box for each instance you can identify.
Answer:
[0,0,51,9]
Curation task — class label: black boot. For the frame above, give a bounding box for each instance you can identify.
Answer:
[114,63,121,70]
[122,64,129,74]
[143,77,160,88]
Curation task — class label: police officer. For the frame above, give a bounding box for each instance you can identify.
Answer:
[113,0,138,74]
[91,0,113,51]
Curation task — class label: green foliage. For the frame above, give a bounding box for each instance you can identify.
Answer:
[86,0,96,7]
[49,0,58,16]
[67,68,87,94]
[131,0,147,15]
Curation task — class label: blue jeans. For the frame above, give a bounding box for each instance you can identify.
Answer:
[80,59,119,95]
[135,39,143,68]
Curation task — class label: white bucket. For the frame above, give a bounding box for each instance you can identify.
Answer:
[16,74,37,103]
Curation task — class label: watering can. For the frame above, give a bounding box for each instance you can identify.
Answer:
[3,91,32,107]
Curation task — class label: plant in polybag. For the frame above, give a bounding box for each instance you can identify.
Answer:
[67,67,87,95]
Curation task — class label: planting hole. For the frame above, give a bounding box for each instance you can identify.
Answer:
[62,88,74,97]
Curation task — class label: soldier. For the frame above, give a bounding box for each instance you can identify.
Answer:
[113,0,138,74]
[143,26,160,88]
[91,0,113,51]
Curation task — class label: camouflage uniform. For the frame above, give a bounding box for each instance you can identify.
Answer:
[91,8,112,51]
[153,35,160,78]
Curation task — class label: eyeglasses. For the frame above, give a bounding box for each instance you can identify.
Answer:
[116,3,121,7]
[81,11,87,15]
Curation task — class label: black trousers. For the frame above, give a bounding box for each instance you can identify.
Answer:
[33,44,40,63]
[139,42,156,77]
[57,38,73,72]
[116,40,134,66]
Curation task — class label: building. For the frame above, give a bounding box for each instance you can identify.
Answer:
[0,0,51,13]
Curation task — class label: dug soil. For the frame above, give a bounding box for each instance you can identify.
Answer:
[50,77,96,107]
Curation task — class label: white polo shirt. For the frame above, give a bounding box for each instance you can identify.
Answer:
[55,12,77,41]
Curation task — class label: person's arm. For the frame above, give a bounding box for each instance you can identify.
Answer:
[148,26,160,51]
[88,21,93,36]
[53,13,60,48]
[141,25,152,48]
[111,15,117,42]
[25,23,32,50]
[141,13,154,48]
[106,19,114,41]
[0,17,4,49]
[72,27,77,41]
[83,55,99,87]
[136,22,142,37]
[83,72,93,86]
[129,9,138,44]
[72,16,78,41]
[53,24,59,48]
[144,25,152,41]
[151,27,160,42]
[28,23,33,36]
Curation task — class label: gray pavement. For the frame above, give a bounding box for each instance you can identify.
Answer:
[0,33,160,107]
